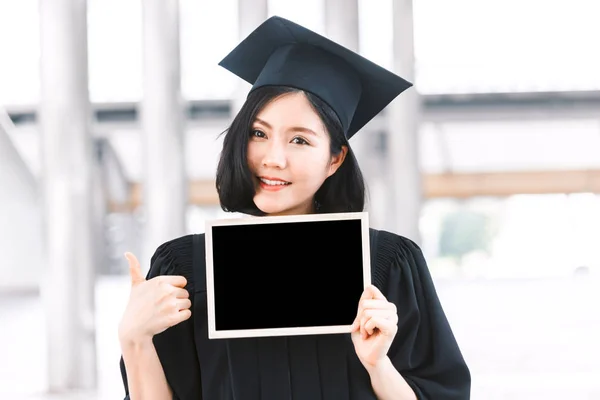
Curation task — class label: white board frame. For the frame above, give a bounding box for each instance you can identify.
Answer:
[204,211,371,339]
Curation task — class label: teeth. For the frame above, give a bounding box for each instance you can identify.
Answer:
[260,178,289,186]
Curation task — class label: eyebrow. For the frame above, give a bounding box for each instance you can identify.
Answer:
[254,117,318,136]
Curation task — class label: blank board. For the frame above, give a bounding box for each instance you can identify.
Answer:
[204,211,371,339]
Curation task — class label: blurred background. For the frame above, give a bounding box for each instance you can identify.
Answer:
[1,0,599,399]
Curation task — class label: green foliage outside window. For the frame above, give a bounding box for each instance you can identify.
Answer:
[438,209,492,263]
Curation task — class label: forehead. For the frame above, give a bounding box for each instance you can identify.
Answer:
[255,92,324,130]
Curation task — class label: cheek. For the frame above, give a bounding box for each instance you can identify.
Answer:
[292,152,331,182]
[246,143,259,169]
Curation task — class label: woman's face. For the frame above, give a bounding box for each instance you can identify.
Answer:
[247,91,346,216]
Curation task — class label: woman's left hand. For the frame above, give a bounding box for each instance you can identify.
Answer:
[350,284,399,369]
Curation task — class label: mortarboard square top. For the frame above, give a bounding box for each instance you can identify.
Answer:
[218,16,413,140]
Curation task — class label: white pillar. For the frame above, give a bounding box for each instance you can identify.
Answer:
[323,0,378,213]
[141,0,186,269]
[232,0,269,115]
[387,0,423,243]
[38,0,97,391]
[324,0,359,52]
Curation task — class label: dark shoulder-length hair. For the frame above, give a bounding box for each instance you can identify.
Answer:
[216,85,366,216]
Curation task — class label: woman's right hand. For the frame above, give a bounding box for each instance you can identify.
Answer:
[118,252,192,345]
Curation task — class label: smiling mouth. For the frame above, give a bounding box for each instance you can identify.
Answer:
[257,177,291,192]
[258,177,291,186]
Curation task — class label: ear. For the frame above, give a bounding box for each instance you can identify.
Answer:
[327,145,348,177]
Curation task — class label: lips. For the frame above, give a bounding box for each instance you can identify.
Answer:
[259,177,291,186]
[258,176,291,191]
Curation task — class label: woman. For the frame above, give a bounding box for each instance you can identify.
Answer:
[119,16,471,400]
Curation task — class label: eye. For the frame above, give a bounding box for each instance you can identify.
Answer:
[250,129,266,138]
[291,136,309,145]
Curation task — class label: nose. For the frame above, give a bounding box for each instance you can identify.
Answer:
[261,139,287,169]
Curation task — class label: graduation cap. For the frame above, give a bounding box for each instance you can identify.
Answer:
[218,16,413,140]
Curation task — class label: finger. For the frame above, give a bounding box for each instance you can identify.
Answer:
[351,313,362,331]
[175,298,192,311]
[359,286,374,301]
[173,288,190,299]
[358,299,396,312]
[355,306,393,329]
[360,310,397,338]
[157,275,188,288]
[366,284,387,300]
[360,313,371,337]
[170,309,192,327]
[355,286,374,332]
[364,316,397,336]
[361,308,396,320]
[125,252,145,286]
[355,300,396,331]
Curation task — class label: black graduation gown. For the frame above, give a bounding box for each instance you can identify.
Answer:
[120,229,471,399]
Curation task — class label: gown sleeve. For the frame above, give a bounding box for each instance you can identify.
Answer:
[373,230,471,399]
[119,235,202,400]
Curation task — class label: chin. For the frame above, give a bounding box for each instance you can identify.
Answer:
[254,198,285,215]
[254,196,305,216]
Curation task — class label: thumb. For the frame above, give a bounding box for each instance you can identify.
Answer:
[125,252,145,286]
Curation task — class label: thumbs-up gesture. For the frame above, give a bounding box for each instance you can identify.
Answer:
[118,252,192,345]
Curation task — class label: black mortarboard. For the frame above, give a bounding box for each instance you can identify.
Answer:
[218,16,413,140]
